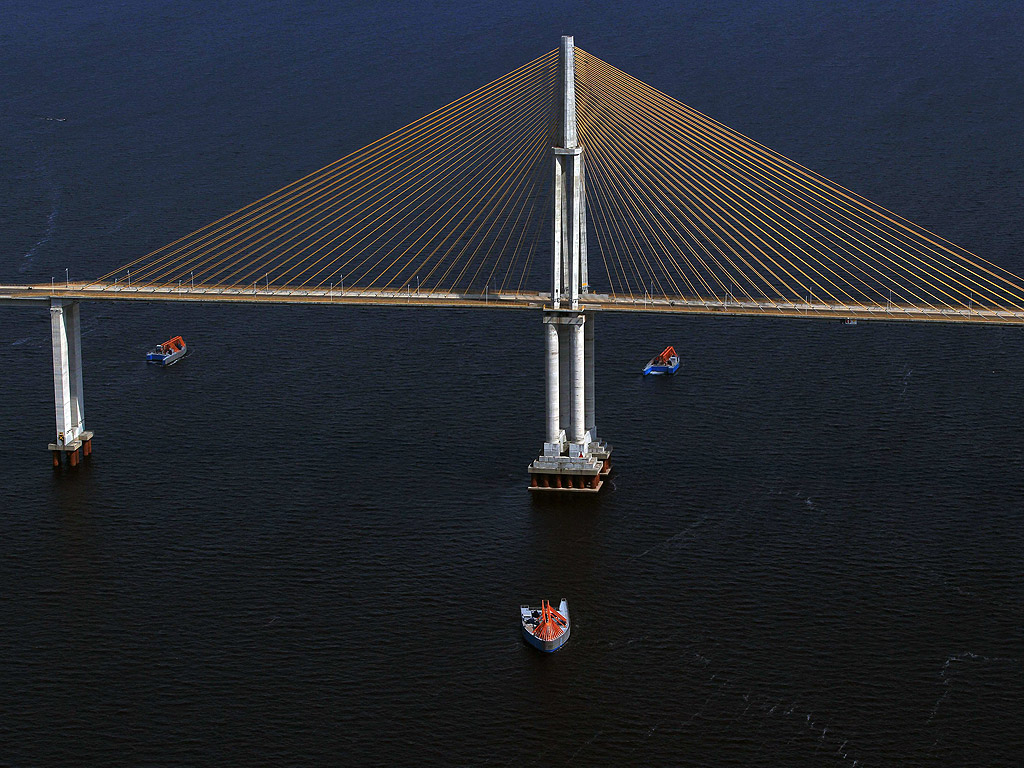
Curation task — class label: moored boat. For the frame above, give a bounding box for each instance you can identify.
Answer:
[643,345,680,375]
[521,599,570,652]
[146,336,187,365]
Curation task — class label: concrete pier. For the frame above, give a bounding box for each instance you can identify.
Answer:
[48,298,92,468]
[570,320,585,445]
[529,36,611,493]
[544,321,560,446]
[584,311,610,461]
[558,317,571,433]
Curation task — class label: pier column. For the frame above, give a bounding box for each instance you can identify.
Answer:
[583,310,608,460]
[552,35,584,312]
[570,317,586,447]
[66,301,85,436]
[544,318,560,447]
[49,298,92,467]
[558,320,570,432]
[50,300,75,444]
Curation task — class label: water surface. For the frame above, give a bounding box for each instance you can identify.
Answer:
[2,2,1022,764]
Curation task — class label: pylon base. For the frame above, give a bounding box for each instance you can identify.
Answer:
[48,431,94,469]
[528,451,612,493]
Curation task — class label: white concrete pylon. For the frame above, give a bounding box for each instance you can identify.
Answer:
[557,36,577,149]
[551,35,587,312]
[66,300,85,436]
[50,300,73,444]
[50,299,84,445]
[544,319,560,446]
[558,320,570,431]
[570,317,586,443]
[529,37,608,492]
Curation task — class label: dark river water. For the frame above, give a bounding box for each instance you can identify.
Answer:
[2,2,1023,765]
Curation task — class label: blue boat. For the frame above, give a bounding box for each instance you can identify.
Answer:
[146,336,187,366]
[642,345,679,375]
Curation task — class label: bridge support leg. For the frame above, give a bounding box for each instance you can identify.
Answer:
[558,313,571,434]
[545,320,561,447]
[48,299,92,468]
[529,312,607,493]
[570,318,586,448]
[584,311,610,462]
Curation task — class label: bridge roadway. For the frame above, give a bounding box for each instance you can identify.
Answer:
[3,282,1024,326]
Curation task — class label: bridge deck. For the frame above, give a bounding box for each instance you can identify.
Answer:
[3,283,1024,325]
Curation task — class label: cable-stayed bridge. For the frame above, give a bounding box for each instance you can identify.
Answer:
[4,36,1024,488]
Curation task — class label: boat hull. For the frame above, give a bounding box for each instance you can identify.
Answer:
[643,360,679,375]
[146,346,187,366]
[522,623,571,652]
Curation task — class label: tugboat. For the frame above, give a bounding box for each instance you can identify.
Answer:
[146,336,187,366]
[642,345,680,375]
[521,599,570,653]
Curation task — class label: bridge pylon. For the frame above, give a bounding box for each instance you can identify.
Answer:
[48,298,93,468]
[529,36,611,494]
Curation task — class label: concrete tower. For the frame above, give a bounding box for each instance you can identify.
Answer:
[529,36,611,493]
[48,298,93,467]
